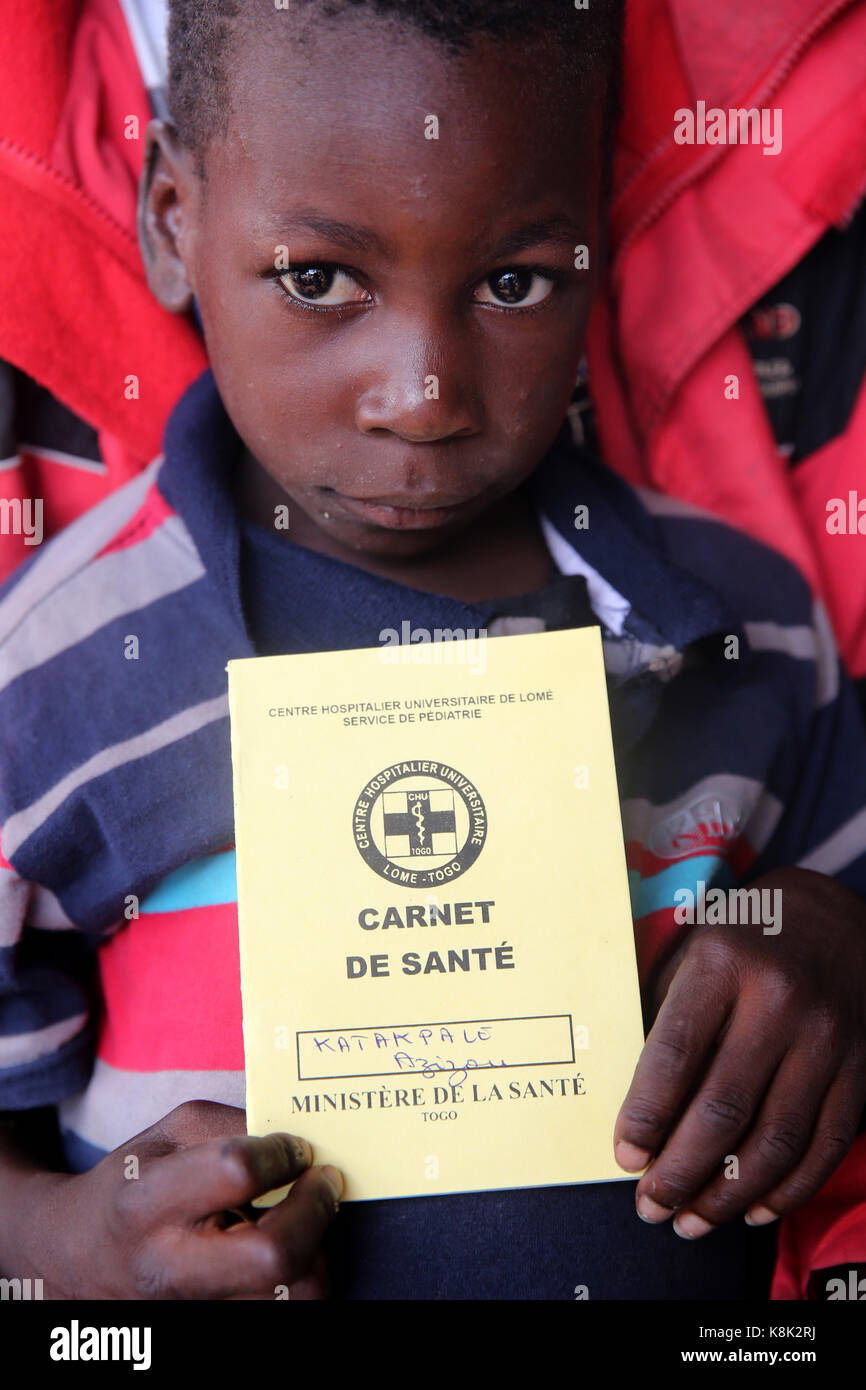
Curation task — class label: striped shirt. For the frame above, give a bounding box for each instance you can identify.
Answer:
[2,366,865,1183]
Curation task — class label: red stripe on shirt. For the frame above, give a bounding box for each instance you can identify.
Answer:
[626,834,757,879]
[96,901,244,1070]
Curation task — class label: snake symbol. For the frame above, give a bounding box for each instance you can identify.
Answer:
[411,800,426,846]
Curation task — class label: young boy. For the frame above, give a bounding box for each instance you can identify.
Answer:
[1,0,865,1300]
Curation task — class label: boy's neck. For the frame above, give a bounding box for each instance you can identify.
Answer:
[233,451,554,604]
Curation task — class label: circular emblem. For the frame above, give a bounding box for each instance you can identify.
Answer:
[353,760,487,886]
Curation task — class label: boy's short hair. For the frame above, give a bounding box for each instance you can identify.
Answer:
[167,0,625,192]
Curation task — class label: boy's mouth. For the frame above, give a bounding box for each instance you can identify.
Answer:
[323,489,479,531]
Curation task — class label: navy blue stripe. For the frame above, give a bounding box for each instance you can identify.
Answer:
[0,963,89,1035]
[0,1030,94,1109]
[754,676,866,870]
[0,577,242,817]
[648,512,815,627]
[12,715,236,932]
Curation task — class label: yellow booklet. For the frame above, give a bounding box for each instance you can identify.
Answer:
[227,627,644,1203]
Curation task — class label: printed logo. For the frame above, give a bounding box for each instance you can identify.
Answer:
[353,760,487,886]
[746,303,801,341]
[647,795,741,861]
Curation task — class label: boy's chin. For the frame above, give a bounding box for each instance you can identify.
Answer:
[332,518,467,563]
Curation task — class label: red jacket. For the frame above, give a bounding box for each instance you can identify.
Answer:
[0,0,206,578]
[588,0,866,680]
[589,0,866,1299]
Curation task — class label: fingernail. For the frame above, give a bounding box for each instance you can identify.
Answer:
[321,1165,344,1204]
[673,1212,714,1239]
[745,1204,779,1227]
[636,1194,674,1224]
[616,1141,652,1172]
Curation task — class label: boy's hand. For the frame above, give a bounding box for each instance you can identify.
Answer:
[614,868,866,1237]
[29,1101,342,1299]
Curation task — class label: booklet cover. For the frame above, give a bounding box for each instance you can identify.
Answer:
[227,627,644,1203]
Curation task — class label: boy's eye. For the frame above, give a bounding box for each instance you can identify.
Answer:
[475,268,556,309]
[278,265,370,308]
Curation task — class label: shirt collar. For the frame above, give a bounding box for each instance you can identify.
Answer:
[528,425,742,650]
[157,368,253,653]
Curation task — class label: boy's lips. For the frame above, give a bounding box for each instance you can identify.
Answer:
[324,488,480,531]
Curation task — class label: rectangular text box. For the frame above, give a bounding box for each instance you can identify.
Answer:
[297,1014,575,1081]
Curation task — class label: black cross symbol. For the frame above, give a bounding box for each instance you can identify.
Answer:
[384,791,456,854]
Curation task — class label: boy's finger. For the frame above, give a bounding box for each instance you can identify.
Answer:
[253,1165,343,1282]
[223,1253,329,1301]
[144,1169,342,1300]
[140,1224,296,1300]
[663,1036,839,1234]
[632,1003,787,1220]
[741,1059,866,1226]
[280,1250,330,1301]
[614,954,733,1170]
[133,1131,314,1225]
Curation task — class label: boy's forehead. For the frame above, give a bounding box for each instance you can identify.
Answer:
[225,5,587,119]
[204,9,600,236]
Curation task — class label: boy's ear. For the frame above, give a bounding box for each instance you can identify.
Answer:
[138,119,199,314]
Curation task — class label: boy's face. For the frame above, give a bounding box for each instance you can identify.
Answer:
[142,11,602,564]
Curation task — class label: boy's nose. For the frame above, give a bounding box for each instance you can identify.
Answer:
[354,328,484,442]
